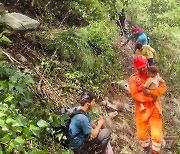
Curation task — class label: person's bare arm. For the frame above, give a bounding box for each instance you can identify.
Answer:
[143,82,166,97]
[89,117,105,138]
[153,52,158,62]
[152,96,158,102]
[141,78,152,94]
[158,76,165,83]
[141,84,147,94]
[129,75,153,103]
[90,121,97,129]
[148,45,158,62]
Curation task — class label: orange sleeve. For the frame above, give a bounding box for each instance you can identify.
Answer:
[149,82,166,97]
[129,76,153,103]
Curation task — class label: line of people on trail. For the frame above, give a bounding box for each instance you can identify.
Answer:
[121,25,166,154]
[60,22,166,154]
[121,27,158,66]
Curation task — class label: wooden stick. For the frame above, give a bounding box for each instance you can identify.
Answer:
[37,49,57,92]
[2,51,21,64]
[34,67,62,99]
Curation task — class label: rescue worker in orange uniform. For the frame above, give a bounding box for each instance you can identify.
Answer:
[129,55,166,154]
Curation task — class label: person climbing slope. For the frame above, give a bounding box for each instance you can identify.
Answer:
[121,27,148,52]
[135,42,158,66]
[140,66,165,116]
[129,55,166,154]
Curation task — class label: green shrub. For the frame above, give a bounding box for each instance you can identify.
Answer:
[34,0,107,26]
[0,61,48,153]
[54,28,95,70]
[0,62,34,108]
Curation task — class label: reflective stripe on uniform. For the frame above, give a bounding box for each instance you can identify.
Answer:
[152,141,161,147]
[139,139,150,148]
[152,141,161,152]
[152,145,160,152]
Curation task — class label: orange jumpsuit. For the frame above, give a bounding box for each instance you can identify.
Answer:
[129,72,166,153]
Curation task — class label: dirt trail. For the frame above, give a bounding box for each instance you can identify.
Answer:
[103,32,142,153]
[109,28,180,153]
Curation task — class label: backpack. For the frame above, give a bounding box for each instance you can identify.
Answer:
[52,107,86,149]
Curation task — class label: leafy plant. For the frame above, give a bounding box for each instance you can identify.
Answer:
[0,61,54,153]
[0,62,34,108]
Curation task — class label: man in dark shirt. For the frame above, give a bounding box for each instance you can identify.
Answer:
[118,9,126,35]
[119,9,126,30]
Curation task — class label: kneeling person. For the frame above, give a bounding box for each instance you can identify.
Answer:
[68,91,111,154]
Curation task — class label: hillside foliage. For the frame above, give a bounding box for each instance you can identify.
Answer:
[0,0,179,153]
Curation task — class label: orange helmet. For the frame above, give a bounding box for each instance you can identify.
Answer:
[134,55,148,69]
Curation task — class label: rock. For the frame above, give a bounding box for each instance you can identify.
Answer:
[116,80,130,93]
[109,111,119,118]
[111,99,124,109]
[171,98,179,104]
[101,97,134,113]
[16,54,27,63]
[24,68,31,73]
[101,98,119,111]
[161,139,166,148]
[172,116,180,126]
[123,103,134,113]
[0,13,40,30]
[0,3,6,15]
[172,98,180,114]
[101,100,119,111]
[120,145,132,154]
[106,117,114,129]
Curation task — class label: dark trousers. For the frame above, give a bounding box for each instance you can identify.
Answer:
[148,58,154,66]
[117,21,126,35]
[120,22,125,29]
[75,128,111,154]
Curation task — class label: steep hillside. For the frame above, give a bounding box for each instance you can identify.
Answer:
[0,0,179,154]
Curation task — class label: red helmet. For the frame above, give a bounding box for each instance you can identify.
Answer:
[134,55,148,69]
[133,27,142,33]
